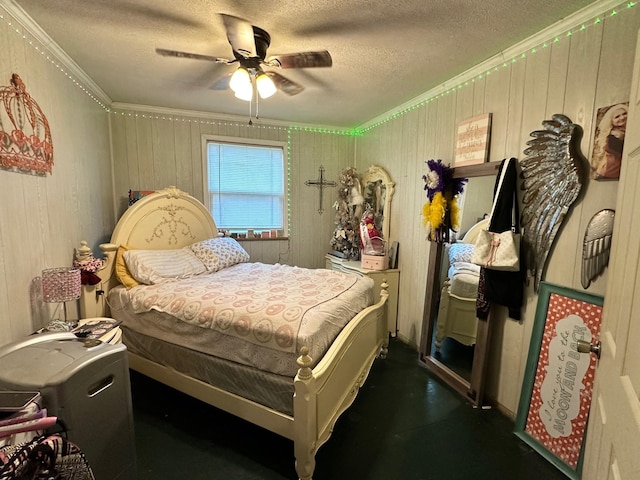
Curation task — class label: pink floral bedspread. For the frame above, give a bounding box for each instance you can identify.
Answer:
[129,263,361,354]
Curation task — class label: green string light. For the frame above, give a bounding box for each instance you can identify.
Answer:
[5,0,636,135]
[358,0,638,132]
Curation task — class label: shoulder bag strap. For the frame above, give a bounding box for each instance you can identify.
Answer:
[487,158,511,224]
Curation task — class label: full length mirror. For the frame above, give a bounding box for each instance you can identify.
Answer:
[361,165,395,243]
[419,162,499,406]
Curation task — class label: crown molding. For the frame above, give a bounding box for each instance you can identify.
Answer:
[2,0,625,133]
[1,0,111,106]
[110,102,357,133]
[358,0,626,130]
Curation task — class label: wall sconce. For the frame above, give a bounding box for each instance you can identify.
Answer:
[42,267,81,328]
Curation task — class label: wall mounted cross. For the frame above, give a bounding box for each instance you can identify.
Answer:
[305,165,336,214]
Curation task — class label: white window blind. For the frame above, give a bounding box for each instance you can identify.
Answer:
[206,141,285,230]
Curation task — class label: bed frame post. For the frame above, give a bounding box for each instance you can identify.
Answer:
[293,347,316,480]
[79,243,118,318]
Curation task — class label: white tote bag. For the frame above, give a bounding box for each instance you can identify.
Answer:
[471,158,521,271]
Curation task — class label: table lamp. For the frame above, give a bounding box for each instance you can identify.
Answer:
[42,267,81,328]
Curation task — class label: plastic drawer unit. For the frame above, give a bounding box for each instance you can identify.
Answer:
[0,332,136,480]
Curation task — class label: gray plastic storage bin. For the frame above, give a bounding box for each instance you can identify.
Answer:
[0,332,136,480]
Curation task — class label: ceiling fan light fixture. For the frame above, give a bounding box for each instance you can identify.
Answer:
[256,72,277,99]
[234,84,253,101]
[229,67,251,94]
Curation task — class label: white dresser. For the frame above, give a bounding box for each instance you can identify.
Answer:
[325,254,399,336]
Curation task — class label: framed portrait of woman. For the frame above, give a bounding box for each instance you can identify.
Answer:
[590,102,629,180]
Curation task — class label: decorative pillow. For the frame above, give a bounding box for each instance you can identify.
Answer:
[448,243,475,265]
[123,247,207,285]
[190,237,250,272]
[115,246,140,289]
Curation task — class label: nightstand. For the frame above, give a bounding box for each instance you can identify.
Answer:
[325,254,399,336]
[73,317,122,345]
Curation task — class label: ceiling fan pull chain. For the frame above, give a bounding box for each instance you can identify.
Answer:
[248,96,253,126]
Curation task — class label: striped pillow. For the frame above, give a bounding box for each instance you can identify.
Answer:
[123,247,207,285]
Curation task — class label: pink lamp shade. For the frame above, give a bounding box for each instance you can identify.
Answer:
[42,267,81,303]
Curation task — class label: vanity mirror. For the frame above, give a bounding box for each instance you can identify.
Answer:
[419,161,500,406]
[361,165,395,244]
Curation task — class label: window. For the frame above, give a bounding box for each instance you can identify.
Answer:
[204,137,286,232]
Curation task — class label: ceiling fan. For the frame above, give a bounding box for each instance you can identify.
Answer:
[156,14,332,100]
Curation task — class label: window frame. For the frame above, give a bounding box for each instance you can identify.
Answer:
[201,135,288,234]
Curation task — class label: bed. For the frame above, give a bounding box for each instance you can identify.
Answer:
[80,186,389,480]
[435,218,488,350]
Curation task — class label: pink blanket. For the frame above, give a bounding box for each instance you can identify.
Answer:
[129,263,362,354]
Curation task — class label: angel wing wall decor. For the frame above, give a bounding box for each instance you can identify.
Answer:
[520,114,587,291]
[581,209,615,289]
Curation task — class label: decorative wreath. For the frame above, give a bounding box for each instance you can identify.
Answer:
[421,159,467,243]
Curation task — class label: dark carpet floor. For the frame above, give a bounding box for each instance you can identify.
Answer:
[130,338,568,480]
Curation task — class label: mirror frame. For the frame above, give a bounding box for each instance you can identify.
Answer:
[418,161,501,406]
[361,165,395,243]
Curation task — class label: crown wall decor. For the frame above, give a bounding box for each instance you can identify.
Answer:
[0,73,53,176]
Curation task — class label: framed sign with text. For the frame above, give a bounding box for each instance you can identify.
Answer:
[454,113,491,167]
[515,282,604,479]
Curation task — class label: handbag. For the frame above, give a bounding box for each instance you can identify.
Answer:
[471,229,520,271]
[471,158,521,271]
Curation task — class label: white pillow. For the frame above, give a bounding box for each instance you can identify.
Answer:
[448,243,475,265]
[123,247,207,285]
[190,237,250,272]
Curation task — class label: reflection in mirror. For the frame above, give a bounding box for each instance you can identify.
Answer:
[456,176,496,238]
[432,216,490,381]
[363,179,385,234]
[419,162,499,406]
[361,165,395,243]
[434,177,494,378]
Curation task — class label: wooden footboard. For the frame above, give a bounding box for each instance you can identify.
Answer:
[293,283,389,480]
[126,282,388,480]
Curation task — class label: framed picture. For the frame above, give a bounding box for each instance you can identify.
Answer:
[128,189,155,206]
[454,113,492,167]
[590,102,628,180]
[515,282,604,479]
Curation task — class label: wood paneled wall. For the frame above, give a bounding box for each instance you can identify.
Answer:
[109,110,356,269]
[0,5,114,342]
[356,6,640,414]
[3,0,639,418]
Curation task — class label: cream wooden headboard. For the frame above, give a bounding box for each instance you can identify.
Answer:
[111,186,218,249]
[460,217,489,244]
[80,186,218,318]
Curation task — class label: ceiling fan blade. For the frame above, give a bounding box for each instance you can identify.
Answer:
[266,51,332,69]
[266,72,304,96]
[220,14,256,58]
[209,73,231,91]
[156,48,233,64]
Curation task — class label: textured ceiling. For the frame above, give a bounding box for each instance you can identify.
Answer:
[12,0,597,127]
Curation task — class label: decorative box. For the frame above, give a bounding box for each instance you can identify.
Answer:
[361,253,388,271]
